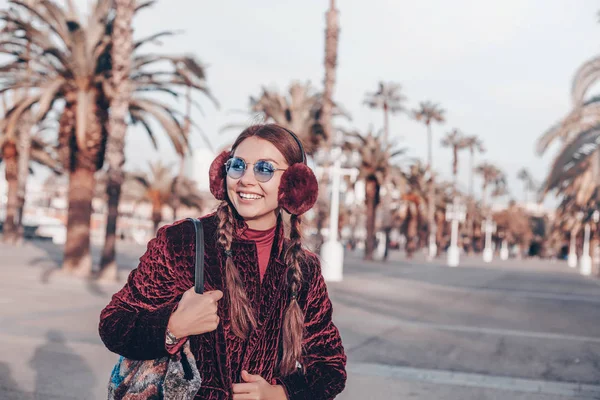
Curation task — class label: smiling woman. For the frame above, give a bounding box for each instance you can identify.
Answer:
[99,124,346,400]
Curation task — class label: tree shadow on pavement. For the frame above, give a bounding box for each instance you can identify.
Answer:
[29,330,96,400]
[27,239,64,284]
[24,238,144,297]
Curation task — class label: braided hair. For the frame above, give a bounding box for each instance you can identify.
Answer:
[216,201,257,338]
[217,124,307,375]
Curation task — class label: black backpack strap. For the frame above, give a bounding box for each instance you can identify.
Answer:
[186,218,205,294]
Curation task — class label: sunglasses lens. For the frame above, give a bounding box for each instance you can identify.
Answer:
[226,157,245,179]
[254,160,275,182]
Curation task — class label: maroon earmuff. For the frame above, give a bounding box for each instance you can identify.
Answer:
[278,163,318,215]
[208,127,318,216]
[209,150,230,201]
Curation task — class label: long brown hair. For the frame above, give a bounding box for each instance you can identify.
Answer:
[216,124,306,375]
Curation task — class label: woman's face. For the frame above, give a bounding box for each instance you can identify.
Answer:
[226,137,289,230]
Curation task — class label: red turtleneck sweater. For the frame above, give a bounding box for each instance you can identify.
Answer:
[240,225,277,282]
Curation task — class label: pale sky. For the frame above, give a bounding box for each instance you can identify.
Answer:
[13,0,600,206]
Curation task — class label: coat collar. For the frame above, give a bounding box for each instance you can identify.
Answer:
[231,212,286,259]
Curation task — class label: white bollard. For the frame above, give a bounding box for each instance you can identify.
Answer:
[568,233,577,268]
[321,239,344,282]
[374,231,387,261]
[447,246,460,267]
[580,224,592,276]
[483,247,493,263]
[500,240,509,261]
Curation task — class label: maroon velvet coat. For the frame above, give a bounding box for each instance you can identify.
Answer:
[99,213,347,400]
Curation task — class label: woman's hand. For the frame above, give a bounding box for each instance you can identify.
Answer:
[232,370,287,400]
[167,288,223,338]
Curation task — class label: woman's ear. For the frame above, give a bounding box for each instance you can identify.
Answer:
[209,151,230,200]
[278,163,318,216]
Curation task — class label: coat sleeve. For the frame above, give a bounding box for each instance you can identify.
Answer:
[275,258,347,400]
[98,224,187,360]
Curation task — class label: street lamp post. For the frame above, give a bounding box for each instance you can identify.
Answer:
[482,217,496,263]
[318,148,358,282]
[446,201,466,267]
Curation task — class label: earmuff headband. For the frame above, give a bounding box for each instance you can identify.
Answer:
[280,127,307,165]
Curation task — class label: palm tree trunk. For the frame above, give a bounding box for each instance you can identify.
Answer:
[63,87,108,276]
[2,141,18,243]
[364,178,378,260]
[63,167,95,276]
[427,124,433,171]
[15,41,33,243]
[99,0,134,280]
[315,1,339,252]
[468,148,474,197]
[383,104,389,147]
[482,181,488,212]
[15,113,33,243]
[322,0,338,145]
[436,210,445,252]
[467,148,475,251]
[452,146,458,194]
[152,206,162,234]
[380,105,393,260]
[427,123,436,257]
[406,206,418,258]
[100,182,121,274]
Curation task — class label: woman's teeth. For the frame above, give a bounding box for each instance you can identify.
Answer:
[239,192,262,200]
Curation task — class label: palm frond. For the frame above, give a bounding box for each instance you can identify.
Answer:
[571,54,600,104]
[543,125,600,193]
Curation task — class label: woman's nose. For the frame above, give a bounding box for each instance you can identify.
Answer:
[239,167,258,185]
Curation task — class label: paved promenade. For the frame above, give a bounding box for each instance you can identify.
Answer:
[1,239,599,399]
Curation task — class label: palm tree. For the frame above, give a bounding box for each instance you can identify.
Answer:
[0,0,215,275]
[536,42,600,207]
[413,101,445,257]
[322,0,339,147]
[0,115,61,243]
[433,179,456,250]
[476,162,506,212]
[475,162,506,252]
[343,129,406,260]
[98,0,134,280]
[440,128,468,193]
[517,168,537,204]
[124,162,204,233]
[364,82,407,255]
[364,82,406,146]
[399,162,427,257]
[15,118,61,231]
[230,82,348,155]
[413,101,446,172]
[0,0,112,274]
[463,135,485,197]
[462,135,485,252]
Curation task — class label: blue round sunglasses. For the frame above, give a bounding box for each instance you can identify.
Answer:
[225,157,287,183]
